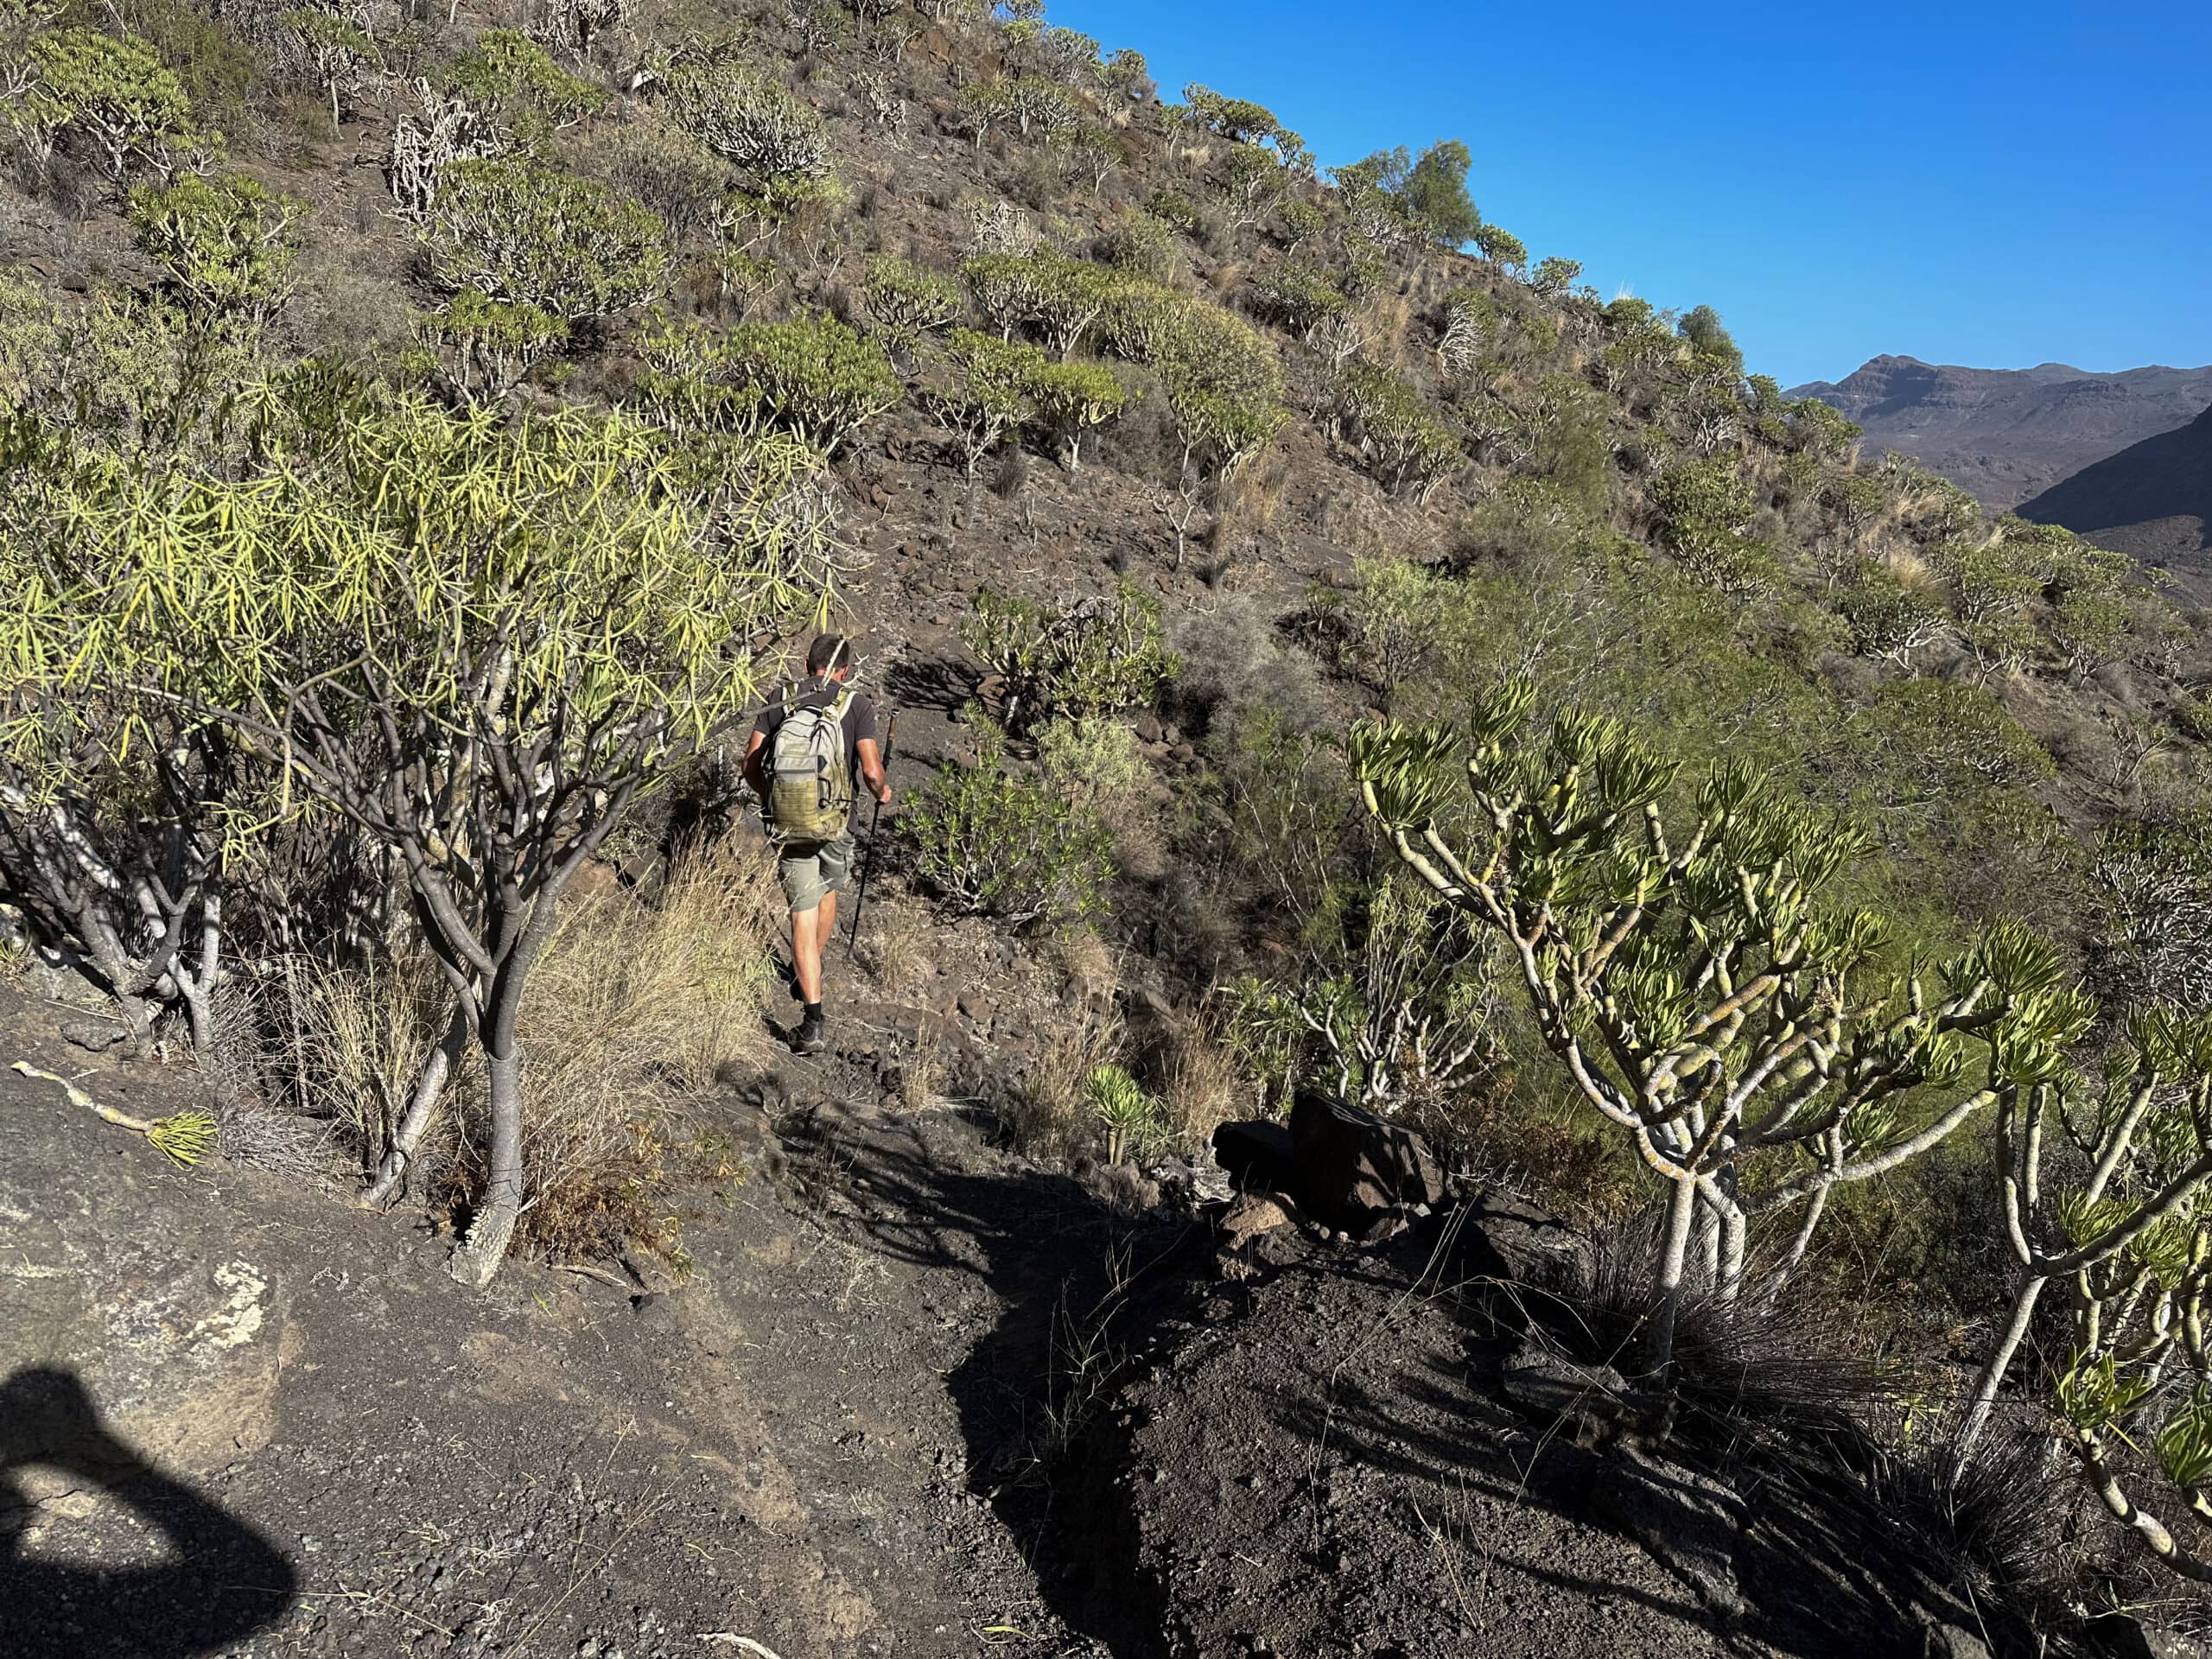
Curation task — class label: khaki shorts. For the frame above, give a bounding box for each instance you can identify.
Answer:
[776,832,855,914]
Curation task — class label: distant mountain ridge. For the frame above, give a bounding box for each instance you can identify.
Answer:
[1786,354,2212,512]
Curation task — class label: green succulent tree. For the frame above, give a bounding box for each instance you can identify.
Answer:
[962,582,1175,737]
[283,7,379,137]
[1025,359,1125,471]
[423,158,669,322]
[919,328,1041,477]
[715,313,903,454]
[1952,1006,2212,1582]
[1354,682,2063,1370]
[10,397,840,1281]
[858,254,962,359]
[127,172,310,324]
[416,290,569,405]
[19,26,209,182]
[651,43,830,201]
[439,28,605,144]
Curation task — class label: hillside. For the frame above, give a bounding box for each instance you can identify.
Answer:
[2020,401,2212,575]
[1788,353,2212,509]
[9,0,2212,1650]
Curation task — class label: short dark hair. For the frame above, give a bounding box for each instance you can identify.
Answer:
[806,634,850,675]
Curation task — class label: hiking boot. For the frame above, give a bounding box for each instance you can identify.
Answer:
[790,1010,827,1055]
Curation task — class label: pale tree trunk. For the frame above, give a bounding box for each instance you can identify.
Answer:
[1643,1175,1700,1374]
[361,1002,471,1210]
[1954,1273,2050,1460]
[449,1046,524,1287]
[1766,1185,1826,1304]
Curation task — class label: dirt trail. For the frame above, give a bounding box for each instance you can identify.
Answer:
[0,988,1137,1658]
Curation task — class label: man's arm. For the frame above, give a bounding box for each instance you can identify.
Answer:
[741,729,770,803]
[856,737,891,805]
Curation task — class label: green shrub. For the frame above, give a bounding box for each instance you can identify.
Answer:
[919,327,1043,476]
[1096,206,1175,281]
[858,254,961,355]
[1086,1063,1169,1163]
[959,249,1111,357]
[1651,457,1776,595]
[21,27,209,181]
[907,728,1114,926]
[1024,359,1125,470]
[1336,362,1461,501]
[717,313,902,454]
[1144,187,1203,232]
[1838,568,1948,665]
[424,158,668,321]
[1251,260,1346,340]
[416,290,569,405]
[440,29,604,143]
[962,582,1176,735]
[652,44,830,196]
[127,171,308,322]
[283,7,378,133]
[1870,678,2055,794]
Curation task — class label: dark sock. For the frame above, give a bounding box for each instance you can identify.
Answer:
[803,1001,823,1021]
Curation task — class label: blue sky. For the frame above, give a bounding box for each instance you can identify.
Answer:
[1049,0,2212,388]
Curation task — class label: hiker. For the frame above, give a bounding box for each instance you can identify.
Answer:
[743,634,891,1055]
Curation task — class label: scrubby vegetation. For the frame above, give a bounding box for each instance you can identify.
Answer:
[3,0,2211,1622]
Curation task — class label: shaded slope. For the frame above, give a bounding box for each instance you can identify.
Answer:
[2019,402,2212,573]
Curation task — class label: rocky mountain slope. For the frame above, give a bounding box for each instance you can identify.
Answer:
[2020,400,2212,575]
[1788,354,2212,510]
[11,0,2212,1649]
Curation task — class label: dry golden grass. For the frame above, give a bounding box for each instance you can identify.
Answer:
[480,839,784,1255]
[1051,927,1119,1013]
[281,952,447,1167]
[858,887,931,995]
[1160,1011,1246,1151]
[288,840,785,1259]
[1007,1006,1122,1162]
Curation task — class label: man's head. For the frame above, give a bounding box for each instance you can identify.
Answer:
[806,634,854,682]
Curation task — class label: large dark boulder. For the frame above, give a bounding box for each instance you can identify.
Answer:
[1285,1088,1446,1230]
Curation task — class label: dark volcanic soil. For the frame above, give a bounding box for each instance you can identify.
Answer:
[0,984,2018,1658]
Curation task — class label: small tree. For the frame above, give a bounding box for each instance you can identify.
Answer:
[29,399,839,1281]
[1336,361,1462,503]
[1530,255,1583,296]
[127,172,309,324]
[423,158,669,321]
[1948,1007,2212,1584]
[441,28,605,142]
[416,290,569,405]
[716,313,902,454]
[283,7,380,137]
[1651,457,1777,596]
[1399,138,1479,247]
[1026,359,1125,471]
[962,582,1175,736]
[858,254,961,359]
[22,27,207,182]
[1354,683,2057,1370]
[919,328,1039,477]
[652,45,830,196]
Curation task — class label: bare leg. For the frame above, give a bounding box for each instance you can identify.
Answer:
[791,903,825,1004]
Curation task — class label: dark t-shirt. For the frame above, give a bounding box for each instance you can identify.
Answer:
[752,676,879,783]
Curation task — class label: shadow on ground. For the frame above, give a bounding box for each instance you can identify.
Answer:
[0,1365,297,1657]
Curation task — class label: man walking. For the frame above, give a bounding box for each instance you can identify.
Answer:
[744,635,891,1054]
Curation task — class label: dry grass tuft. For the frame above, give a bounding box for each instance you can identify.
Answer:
[1007,1006,1122,1162]
[857,887,932,995]
[465,840,784,1257]
[1160,1010,1246,1151]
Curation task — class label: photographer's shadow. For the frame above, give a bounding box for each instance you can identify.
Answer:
[0,1366,296,1657]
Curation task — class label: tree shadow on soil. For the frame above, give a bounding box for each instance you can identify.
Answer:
[882,654,977,717]
[1258,1246,2007,1658]
[0,1365,297,1657]
[769,1102,1205,1653]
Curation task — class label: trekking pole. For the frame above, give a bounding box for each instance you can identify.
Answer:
[848,710,896,948]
